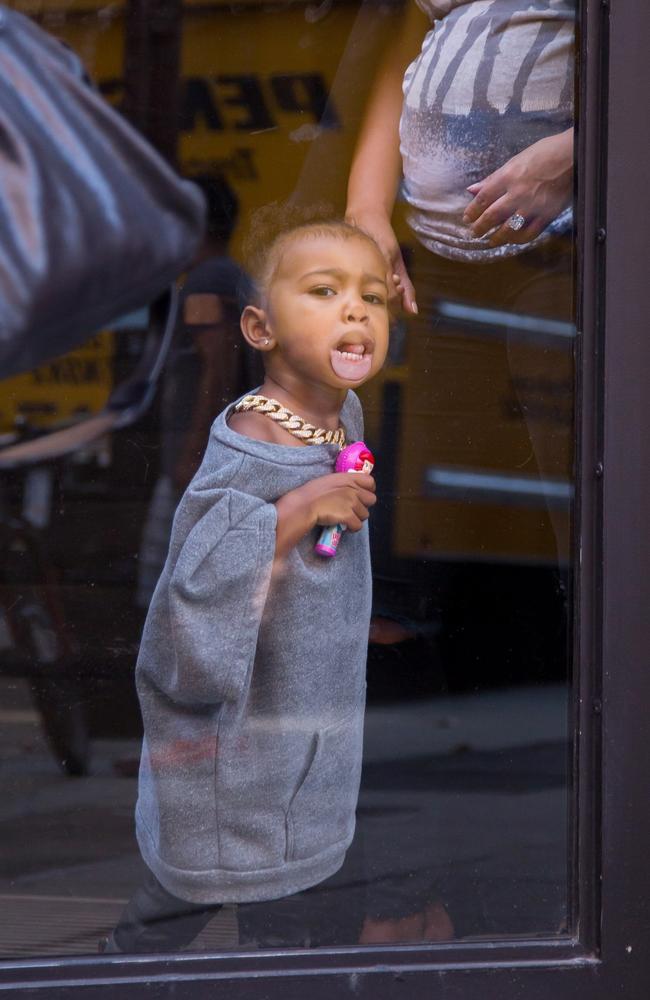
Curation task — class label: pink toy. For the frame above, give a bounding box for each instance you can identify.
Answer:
[315,441,375,557]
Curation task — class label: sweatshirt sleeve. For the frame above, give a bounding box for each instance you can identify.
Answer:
[137,482,277,706]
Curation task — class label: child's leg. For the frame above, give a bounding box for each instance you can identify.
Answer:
[238,835,367,949]
[106,869,222,953]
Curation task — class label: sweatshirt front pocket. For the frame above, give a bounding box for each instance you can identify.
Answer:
[285,711,364,863]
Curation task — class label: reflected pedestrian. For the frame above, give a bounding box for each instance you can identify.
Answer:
[137,174,262,609]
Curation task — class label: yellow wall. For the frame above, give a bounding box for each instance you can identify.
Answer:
[2,1,573,566]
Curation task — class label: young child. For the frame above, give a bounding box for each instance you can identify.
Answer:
[108,207,390,953]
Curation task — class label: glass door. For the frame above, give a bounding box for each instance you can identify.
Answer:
[1,0,649,996]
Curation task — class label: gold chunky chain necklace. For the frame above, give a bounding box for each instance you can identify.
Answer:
[233,394,346,448]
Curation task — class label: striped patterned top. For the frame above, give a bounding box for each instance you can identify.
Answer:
[399,0,575,260]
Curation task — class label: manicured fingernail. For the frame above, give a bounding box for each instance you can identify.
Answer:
[412,301,418,315]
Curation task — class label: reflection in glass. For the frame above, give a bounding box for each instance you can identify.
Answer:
[1,0,574,957]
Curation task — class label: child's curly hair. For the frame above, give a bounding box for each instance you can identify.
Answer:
[242,201,383,300]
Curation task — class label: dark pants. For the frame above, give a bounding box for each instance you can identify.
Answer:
[408,236,574,560]
[110,847,367,953]
[109,870,223,953]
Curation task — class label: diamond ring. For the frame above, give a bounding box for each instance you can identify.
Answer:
[507,213,526,232]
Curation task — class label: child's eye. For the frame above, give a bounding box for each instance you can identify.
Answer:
[363,293,386,305]
[310,285,336,297]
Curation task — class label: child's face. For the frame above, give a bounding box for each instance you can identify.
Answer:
[261,233,390,391]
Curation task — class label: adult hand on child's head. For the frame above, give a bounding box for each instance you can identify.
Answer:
[346,208,418,316]
[462,130,574,249]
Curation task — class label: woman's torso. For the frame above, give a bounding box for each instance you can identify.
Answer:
[400,0,575,260]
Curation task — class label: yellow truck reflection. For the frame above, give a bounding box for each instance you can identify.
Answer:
[1,0,573,570]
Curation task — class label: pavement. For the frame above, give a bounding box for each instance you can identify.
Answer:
[0,677,569,957]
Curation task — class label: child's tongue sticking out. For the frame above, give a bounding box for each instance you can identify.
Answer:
[330,343,372,381]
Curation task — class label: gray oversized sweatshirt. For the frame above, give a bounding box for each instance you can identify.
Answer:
[135,391,371,903]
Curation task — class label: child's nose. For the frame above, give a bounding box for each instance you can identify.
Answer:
[344,295,369,322]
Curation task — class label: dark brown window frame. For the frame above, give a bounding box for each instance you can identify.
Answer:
[3,0,650,995]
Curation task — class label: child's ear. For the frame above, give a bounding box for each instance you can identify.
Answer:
[240,305,275,352]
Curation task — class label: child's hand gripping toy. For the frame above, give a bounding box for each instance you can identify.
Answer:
[315,441,376,558]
